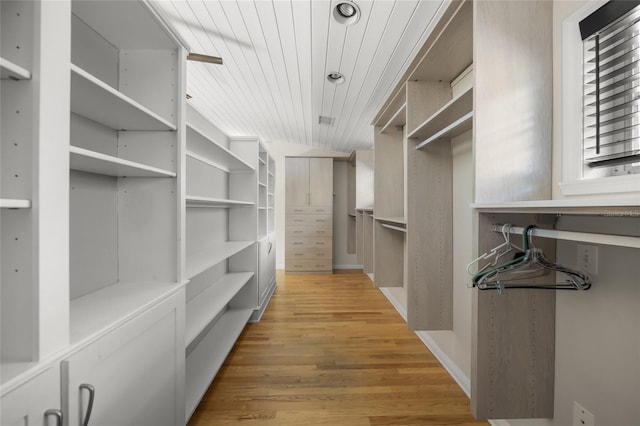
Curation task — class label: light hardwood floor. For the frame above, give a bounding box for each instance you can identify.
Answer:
[189,271,489,425]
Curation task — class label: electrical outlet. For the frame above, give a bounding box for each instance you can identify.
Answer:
[577,244,598,275]
[573,402,595,426]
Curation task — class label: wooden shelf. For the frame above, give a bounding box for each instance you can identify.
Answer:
[185,307,252,419]
[70,281,180,345]
[409,87,473,143]
[186,241,254,279]
[374,216,406,226]
[186,125,254,173]
[70,146,176,178]
[374,82,407,128]
[70,64,176,131]
[0,58,31,80]
[348,213,356,218]
[0,199,31,209]
[185,272,254,345]
[416,111,473,149]
[409,0,473,83]
[379,103,407,134]
[185,195,254,208]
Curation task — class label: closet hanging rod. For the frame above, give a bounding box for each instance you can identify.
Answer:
[491,224,640,249]
[381,223,407,233]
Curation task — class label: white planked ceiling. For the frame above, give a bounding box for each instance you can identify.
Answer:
[152,0,444,153]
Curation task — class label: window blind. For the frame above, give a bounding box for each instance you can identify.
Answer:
[582,1,640,172]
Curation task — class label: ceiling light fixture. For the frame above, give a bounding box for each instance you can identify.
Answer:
[333,1,361,26]
[327,72,345,85]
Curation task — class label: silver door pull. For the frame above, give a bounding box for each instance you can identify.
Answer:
[44,409,63,426]
[79,383,95,426]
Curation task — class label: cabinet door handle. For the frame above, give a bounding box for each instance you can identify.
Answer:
[79,383,95,426]
[44,409,63,426]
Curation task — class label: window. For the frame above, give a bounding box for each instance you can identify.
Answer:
[581,1,640,178]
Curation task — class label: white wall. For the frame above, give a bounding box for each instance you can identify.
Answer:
[263,141,348,269]
[333,161,358,268]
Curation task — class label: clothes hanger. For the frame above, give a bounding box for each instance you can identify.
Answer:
[466,224,523,276]
[472,226,592,294]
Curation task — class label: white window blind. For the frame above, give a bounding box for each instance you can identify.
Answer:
[582,1,640,175]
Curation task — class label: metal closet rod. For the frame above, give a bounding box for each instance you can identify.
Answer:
[492,224,640,249]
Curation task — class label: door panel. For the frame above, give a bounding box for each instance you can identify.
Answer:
[309,158,333,206]
[285,157,309,208]
[0,367,60,426]
[63,293,183,426]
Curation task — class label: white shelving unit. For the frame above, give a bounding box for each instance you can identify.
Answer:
[2,2,278,422]
[183,108,276,421]
[68,0,182,347]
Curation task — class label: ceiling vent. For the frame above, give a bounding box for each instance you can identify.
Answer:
[318,115,335,126]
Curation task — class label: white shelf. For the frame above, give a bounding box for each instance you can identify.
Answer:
[409,86,473,142]
[259,182,267,187]
[0,199,31,209]
[70,281,180,344]
[185,195,254,208]
[472,197,640,214]
[258,207,267,211]
[185,272,254,345]
[185,307,252,420]
[186,241,254,279]
[0,58,31,80]
[268,171,274,177]
[415,111,473,149]
[258,157,267,165]
[186,125,254,173]
[70,146,176,177]
[374,216,407,226]
[70,64,176,131]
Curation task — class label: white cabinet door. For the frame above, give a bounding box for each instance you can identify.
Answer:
[1,366,61,426]
[62,292,184,426]
[258,234,275,305]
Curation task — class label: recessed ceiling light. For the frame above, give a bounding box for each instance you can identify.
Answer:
[333,1,361,26]
[327,72,345,85]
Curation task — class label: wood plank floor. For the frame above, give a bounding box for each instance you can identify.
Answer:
[189,271,489,425]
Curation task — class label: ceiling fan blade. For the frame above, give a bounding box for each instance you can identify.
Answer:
[187,53,223,65]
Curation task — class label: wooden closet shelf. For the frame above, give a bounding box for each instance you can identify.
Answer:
[409,87,473,143]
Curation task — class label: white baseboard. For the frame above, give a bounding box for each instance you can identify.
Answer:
[379,287,471,398]
[276,263,285,270]
[333,264,363,269]
[489,420,512,426]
